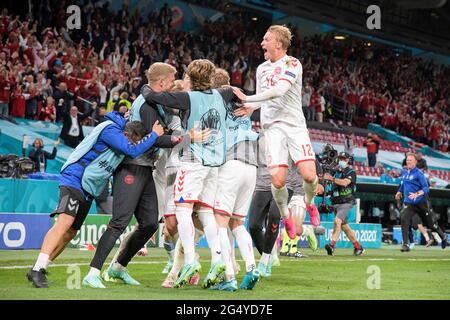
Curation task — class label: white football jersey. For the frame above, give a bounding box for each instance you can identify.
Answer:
[256,55,306,129]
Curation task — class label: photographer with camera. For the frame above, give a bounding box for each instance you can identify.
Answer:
[318,150,364,256]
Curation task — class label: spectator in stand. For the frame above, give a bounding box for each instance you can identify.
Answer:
[93,104,108,125]
[28,138,59,173]
[230,56,247,88]
[117,91,131,110]
[0,67,12,117]
[344,132,355,156]
[364,132,380,167]
[302,84,312,121]
[53,82,75,122]
[243,68,256,95]
[59,105,95,148]
[39,96,56,122]
[10,84,27,118]
[310,88,320,121]
[316,90,326,123]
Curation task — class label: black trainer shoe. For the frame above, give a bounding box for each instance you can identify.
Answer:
[27,268,49,281]
[400,244,410,252]
[353,247,365,256]
[325,244,334,256]
[280,251,289,257]
[441,235,448,249]
[28,269,49,288]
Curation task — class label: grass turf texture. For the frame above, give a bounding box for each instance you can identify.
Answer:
[0,245,449,300]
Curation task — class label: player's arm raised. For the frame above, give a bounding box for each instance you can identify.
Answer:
[233,60,302,103]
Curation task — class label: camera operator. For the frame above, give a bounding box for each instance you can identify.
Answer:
[320,151,365,256]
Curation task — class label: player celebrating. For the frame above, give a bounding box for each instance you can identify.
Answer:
[27,113,163,288]
[234,25,319,241]
[210,68,260,291]
[138,60,235,288]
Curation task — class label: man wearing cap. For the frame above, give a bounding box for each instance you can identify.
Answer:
[322,152,364,256]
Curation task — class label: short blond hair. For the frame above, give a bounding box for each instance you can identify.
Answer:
[268,25,292,50]
[171,79,185,92]
[146,62,177,84]
[211,68,230,88]
[187,59,215,91]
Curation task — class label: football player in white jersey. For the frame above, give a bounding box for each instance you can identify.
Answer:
[234,25,320,242]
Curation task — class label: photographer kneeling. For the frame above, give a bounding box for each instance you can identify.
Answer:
[320,152,364,256]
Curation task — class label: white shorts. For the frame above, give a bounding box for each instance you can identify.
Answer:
[174,162,218,209]
[264,122,315,168]
[164,167,178,218]
[214,160,257,220]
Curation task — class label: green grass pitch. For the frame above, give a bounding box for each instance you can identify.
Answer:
[1,245,449,300]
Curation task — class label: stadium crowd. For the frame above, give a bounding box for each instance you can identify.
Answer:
[0,1,448,153]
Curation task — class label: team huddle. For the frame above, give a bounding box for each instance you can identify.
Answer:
[27,25,323,292]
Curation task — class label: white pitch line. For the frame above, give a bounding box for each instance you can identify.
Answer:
[0,261,166,270]
[1,258,450,270]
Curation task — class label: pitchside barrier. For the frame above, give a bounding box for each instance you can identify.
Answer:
[8,180,450,250]
[0,211,381,250]
[0,213,160,250]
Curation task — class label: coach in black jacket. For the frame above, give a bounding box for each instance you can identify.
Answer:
[59,106,94,148]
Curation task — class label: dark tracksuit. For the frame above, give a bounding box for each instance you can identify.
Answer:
[90,99,176,270]
[398,167,447,245]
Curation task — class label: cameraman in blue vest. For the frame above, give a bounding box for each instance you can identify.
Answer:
[27,111,164,288]
[395,153,448,252]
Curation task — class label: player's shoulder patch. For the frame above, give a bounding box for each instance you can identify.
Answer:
[285,56,300,70]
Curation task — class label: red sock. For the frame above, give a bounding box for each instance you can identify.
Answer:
[331,240,336,247]
[353,241,361,249]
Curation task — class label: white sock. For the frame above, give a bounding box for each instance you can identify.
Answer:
[111,225,136,266]
[271,242,278,258]
[260,252,271,265]
[175,206,196,264]
[432,232,441,243]
[168,238,184,278]
[218,227,234,279]
[45,259,52,269]
[33,253,49,271]
[88,267,101,277]
[303,176,318,206]
[197,210,222,264]
[227,227,237,267]
[271,184,290,219]
[232,225,256,272]
[112,261,125,271]
[301,225,313,237]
